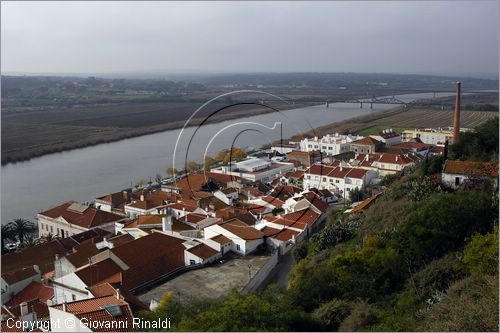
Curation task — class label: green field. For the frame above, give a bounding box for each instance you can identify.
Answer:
[356,125,409,136]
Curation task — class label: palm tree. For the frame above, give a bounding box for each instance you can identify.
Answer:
[8,218,36,243]
[40,233,57,243]
[19,235,39,249]
[1,224,14,254]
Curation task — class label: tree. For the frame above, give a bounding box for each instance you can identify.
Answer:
[230,147,247,160]
[40,233,57,243]
[186,161,199,173]
[154,173,162,184]
[215,150,227,162]
[8,219,36,243]
[1,224,14,253]
[165,167,178,177]
[203,156,216,171]
[19,235,39,249]
[463,227,499,277]
[135,179,147,188]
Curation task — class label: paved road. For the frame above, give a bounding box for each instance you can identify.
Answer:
[260,252,293,289]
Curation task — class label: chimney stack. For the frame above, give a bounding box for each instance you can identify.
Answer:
[452,81,461,144]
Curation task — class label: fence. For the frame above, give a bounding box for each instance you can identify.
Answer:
[241,251,279,294]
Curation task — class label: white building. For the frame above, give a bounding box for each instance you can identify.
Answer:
[369,129,401,147]
[1,266,41,305]
[213,188,239,205]
[37,202,127,238]
[442,160,499,189]
[303,163,377,194]
[204,219,264,256]
[300,133,363,155]
[351,152,421,177]
[210,158,294,183]
[401,127,472,145]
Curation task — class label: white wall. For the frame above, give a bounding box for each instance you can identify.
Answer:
[49,308,92,332]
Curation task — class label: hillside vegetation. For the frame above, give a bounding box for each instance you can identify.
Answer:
[139,118,499,331]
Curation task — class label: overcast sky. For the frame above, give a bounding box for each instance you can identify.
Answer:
[1,1,499,77]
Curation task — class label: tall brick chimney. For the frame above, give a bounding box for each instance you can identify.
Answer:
[452,81,461,144]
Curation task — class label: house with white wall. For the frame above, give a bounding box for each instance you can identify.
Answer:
[300,133,363,155]
[442,160,499,189]
[204,220,264,256]
[37,202,127,238]
[302,163,376,195]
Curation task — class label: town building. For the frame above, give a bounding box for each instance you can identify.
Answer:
[286,151,323,168]
[49,295,134,332]
[210,158,294,183]
[37,202,127,238]
[349,137,384,154]
[351,152,421,176]
[300,133,363,155]
[369,129,401,147]
[303,163,376,194]
[442,160,499,189]
[204,219,264,256]
[402,127,471,145]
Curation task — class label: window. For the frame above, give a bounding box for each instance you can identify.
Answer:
[328,147,333,150]
[50,226,53,233]
[455,177,460,186]
[308,144,312,148]
[72,294,76,301]
[322,146,327,150]
[189,260,196,265]
[336,180,340,183]
[236,244,241,251]
[306,175,311,179]
[322,177,327,182]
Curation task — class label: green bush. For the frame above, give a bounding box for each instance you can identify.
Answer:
[419,275,499,332]
[391,191,496,266]
[312,299,352,331]
[338,301,379,332]
[464,227,499,277]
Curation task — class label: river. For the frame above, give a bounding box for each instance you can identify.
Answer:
[0,92,456,224]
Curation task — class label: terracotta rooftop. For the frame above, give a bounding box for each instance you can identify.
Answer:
[89,282,148,312]
[351,193,382,213]
[53,295,133,332]
[219,219,264,240]
[186,243,219,260]
[260,226,282,237]
[110,232,186,290]
[210,234,231,245]
[5,281,53,307]
[273,228,300,242]
[75,258,123,287]
[352,136,382,146]
[39,201,125,229]
[65,242,102,268]
[443,160,499,177]
[2,266,39,285]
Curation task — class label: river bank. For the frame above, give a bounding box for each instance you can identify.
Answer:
[2,102,311,165]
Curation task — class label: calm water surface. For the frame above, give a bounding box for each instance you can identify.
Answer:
[0,92,455,223]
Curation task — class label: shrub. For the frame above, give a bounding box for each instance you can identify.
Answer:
[338,301,379,332]
[463,227,499,277]
[312,299,352,331]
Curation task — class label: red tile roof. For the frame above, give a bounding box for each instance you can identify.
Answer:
[273,228,300,242]
[5,281,53,307]
[65,242,102,268]
[1,266,39,285]
[210,234,231,245]
[89,282,148,312]
[39,201,125,229]
[75,259,123,287]
[268,209,320,228]
[187,243,219,260]
[352,137,381,146]
[54,295,133,332]
[219,219,264,240]
[260,226,282,237]
[443,160,499,177]
[110,233,186,290]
